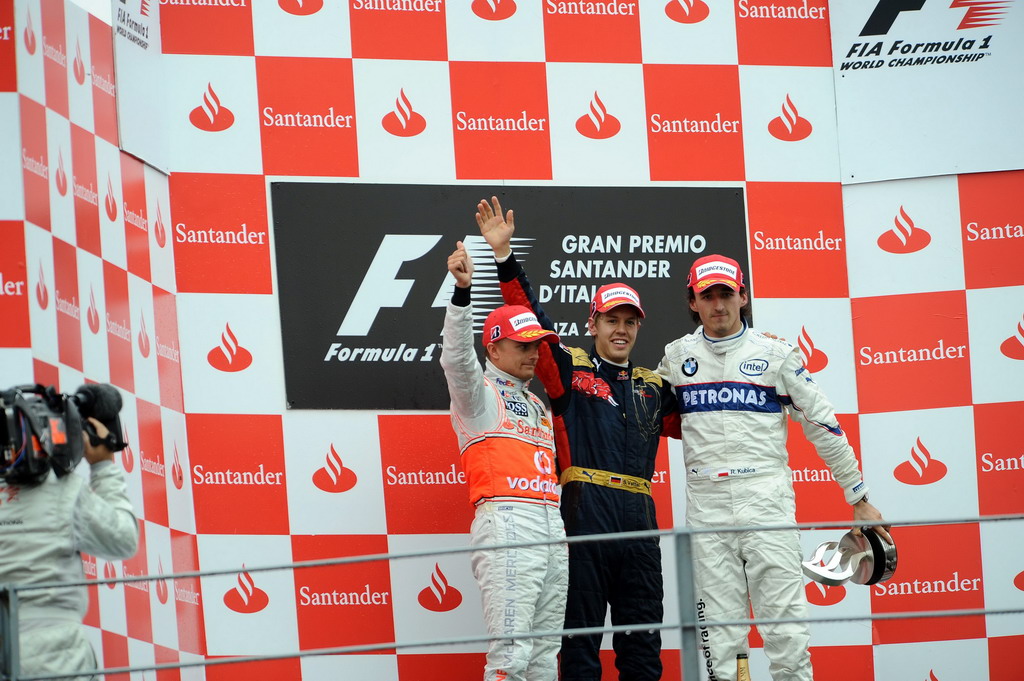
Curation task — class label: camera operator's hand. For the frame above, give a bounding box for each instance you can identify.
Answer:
[82,417,115,465]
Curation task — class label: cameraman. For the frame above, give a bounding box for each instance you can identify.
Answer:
[1,415,139,680]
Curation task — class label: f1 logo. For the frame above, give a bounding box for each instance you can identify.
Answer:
[336,234,442,336]
[860,0,926,35]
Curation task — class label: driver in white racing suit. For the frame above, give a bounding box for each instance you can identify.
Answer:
[0,417,139,680]
[657,254,891,681]
[440,241,569,681]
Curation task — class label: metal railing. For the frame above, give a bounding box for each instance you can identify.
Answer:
[2,513,1022,680]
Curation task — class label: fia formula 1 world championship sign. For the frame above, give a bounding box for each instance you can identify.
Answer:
[272,183,747,409]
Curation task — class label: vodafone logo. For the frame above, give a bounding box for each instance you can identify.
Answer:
[23,10,37,55]
[473,0,517,20]
[534,450,553,475]
[798,326,828,373]
[155,558,169,604]
[999,315,1024,360]
[575,91,620,140]
[381,89,426,137]
[73,40,86,86]
[417,563,463,612]
[35,263,49,310]
[170,444,185,490]
[55,150,68,196]
[104,176,118,222]
[189,83,235,132]
[893,437,947,485]
[805,569,846,606]
[137,312,151,358]
[1014,570,1024,591]
[87,287,101,334]
[154,204,167,248]
[878,205,931,253]
[223,566,270,614]
[768,94,812,142]
[279,0,324,15]
[665,0,709,23]
[207,323,253,372]
[311,444,358,493]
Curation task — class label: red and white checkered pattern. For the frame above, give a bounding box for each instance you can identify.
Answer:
[2,0,1022,679]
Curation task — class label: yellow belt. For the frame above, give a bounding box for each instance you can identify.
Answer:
[560,466,652,496]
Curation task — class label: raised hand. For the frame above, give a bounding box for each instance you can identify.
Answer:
[475,196,514,258]
[448,241,474,289]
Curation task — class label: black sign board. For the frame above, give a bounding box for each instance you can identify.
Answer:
[272,183,748,409]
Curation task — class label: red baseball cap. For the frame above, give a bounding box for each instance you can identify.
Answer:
[589,283,645,319]
[687,255,744,291]
[483,305,559,346]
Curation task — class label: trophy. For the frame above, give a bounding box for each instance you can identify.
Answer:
[802,527,897,586]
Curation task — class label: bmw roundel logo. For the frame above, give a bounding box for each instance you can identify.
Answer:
[682,357,698,376]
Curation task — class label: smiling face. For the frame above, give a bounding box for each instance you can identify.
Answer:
[587,306,641,364]
[487,338,543,381]
[689,284,748,338]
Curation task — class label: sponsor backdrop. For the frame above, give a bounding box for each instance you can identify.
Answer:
[1,0,1022,680]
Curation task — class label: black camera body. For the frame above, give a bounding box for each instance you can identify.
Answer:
[0,383,126,485]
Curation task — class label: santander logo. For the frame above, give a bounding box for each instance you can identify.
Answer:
[768,94,812,142]
[170,444,185,490]
[664,0,710,23]
[36,263,49,310]
[121,429,135,472]
[24,10,37,55]
[926,671,939,681]
[137,312,151,358]
[87,287,101,334]
[73,40,86,86]
[805,567,846,606]
[1014,569,1024,591]
[575,91,621,140]
[311,443,358,493]
[55,150,68,196]
[472,0,517,20]
[417,563,463,612]
[798,326,828,373]
[893,437,947,485]
[381,89,427,137]
[154,203,167,248]
[999,315,1024,360]
[104,176,118,222]
[140,0,151,17]
[207,323,253,372]
[189,83,235,132]
[279,0,324,15]
[878,206,931,254]
[155,557,169,604]
[103,561,118,589]
[223,565,269,614]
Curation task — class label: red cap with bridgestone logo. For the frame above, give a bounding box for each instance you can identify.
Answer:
[590,283,645,319]
[483,305,560,347]
[687,254,744,291]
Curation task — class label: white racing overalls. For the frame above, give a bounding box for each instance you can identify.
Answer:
[441,301,568,681]
[658,323,868,681]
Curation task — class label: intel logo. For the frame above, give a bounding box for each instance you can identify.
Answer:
[739,359,768,376]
